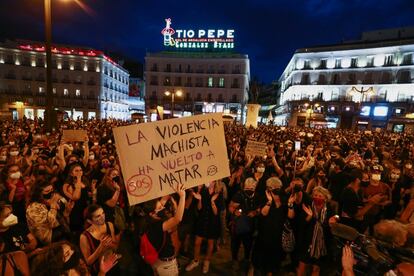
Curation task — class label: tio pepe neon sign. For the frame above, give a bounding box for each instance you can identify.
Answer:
[161,18,235,49]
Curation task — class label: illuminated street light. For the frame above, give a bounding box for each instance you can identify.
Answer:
[164,89,183,118]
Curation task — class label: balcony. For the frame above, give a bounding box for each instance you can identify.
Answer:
[217,70,226,74]
[22,76,32,81]
[196,70,204,73]
[185,83,192,87]
[232,70,241,74]
[231,84,240,88]
[73,80,83,85]
[36,77,46,82]
[163,82,171,86]
[195,83,203,87]
[62,79,71,84]
[87,80,96,86]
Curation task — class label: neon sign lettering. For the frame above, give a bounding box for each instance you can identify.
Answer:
[161,18,235,49]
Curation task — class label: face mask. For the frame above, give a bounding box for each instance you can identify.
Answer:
[89,155,95,160]
[94,142,99,146]
[43,192,53,200]
[62,250,80,271]
[287,146,292,150]
[205,182,210,188]
[156,209,167,220]
[271,188,281,195]
[67,145,74,151]
[33,149,39,154]
[2,213,18,227]
[108,140,112,144]
[102,163,110,169]
[8,142,15,146]
[112,176,120,183]
[406,164,412,169]
[256,167,265,173]
[9,171,21,179]
[390,173,400,180]
[371,174,381,181]
[0,156,6,161]
[9,151,19,157]
[244,190,255,197]
[293,184,303,193]
[313,198,325,207]
[361,181,370,187]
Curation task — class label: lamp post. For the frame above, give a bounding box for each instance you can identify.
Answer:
[165,89,182,118]
[44,0,54,131]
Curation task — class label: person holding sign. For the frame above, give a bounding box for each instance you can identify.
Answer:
[141,184,186,276]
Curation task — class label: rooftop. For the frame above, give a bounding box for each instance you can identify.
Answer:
[146,51,248,59]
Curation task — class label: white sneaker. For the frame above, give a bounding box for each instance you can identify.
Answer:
[185,260,199,272]
[202,260,210,274]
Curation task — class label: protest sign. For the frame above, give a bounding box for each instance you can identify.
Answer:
[62,130,88,142]
[246,104,261,128]
[245,140,267,157]
[113,113,230,206]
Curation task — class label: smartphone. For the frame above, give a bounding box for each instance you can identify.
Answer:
[295,141,301,151]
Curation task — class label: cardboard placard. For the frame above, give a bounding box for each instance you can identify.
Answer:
[113,113,230,206]
[245,140,267,157]
[62,130,88,142]
[245,104,261,128]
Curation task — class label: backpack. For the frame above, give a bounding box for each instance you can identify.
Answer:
[282,220,295,253]
[140,231,166,266]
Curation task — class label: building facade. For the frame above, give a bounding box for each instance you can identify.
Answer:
[144,52,250,121]
[278,29,414,132]
[0,40,130,120]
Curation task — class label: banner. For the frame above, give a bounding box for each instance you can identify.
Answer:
[245,140,267,157]
[62,130,88,142]
[245,104,261,128]
[113,113,230,206]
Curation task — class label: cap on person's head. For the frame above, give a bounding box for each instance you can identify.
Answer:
[243,177,257,191]
[284,140,293,145]
[266,177,282,190]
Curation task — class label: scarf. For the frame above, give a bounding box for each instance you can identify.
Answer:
[309,203,327,259]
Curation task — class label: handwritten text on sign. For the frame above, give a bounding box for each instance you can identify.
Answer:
[113,113,230,206]
[245,140,267,157]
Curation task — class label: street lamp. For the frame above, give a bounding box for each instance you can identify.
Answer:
[165,89,182,118]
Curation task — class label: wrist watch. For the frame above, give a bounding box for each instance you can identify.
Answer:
[288,203,294,208]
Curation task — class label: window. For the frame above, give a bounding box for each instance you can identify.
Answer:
[219,78,225,87]
[351,58,358,68]
[319,59,327,69]
[208,77,213,87]
[335,59,341,68]
[64,89,69,96]
[53,88,56,94]
[166,64,171,72]
[232,78,239,88]
[38,87,44,93]
[76,89,81,96]
[207,93,212,101]
[385,55,393,66]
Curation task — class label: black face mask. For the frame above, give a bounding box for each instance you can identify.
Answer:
[361,181,370,187]
[271,188,281,195]
[62,250,80,271]
[244,190,255,197]
[156,209,168,220]
[112,176,120,183]
[293,184,303,193]
[43,192,53,200]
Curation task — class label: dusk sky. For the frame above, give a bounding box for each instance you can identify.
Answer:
[1,0,414,82]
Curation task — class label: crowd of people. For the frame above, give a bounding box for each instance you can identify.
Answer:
[0,117,414,276]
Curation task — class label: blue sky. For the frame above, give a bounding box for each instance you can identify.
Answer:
[1,0,414,82]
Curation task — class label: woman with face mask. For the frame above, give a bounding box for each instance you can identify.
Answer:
[0,202,37,255]
[141,184,186,276]
[306,168,327,194]
[96,168,124,224]
[252,177,287,275]
[186,181,224,274]
[63,164,91,234]
[227,177,260,272]
[26,180,74,245]
[3,164,29,222]
[80,204,119,275]
[297,186,334,276]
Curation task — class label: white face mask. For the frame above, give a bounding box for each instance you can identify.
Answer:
[108,140,112,144]
[10,171,21,179]
[371,174,381,181]
[8,142,15,146]
[9,151,19,156]
[406,164,412,169]
[205,183,210,188]
[94,142,99,146]
[89,155,95,160]
[2,213,18,227]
